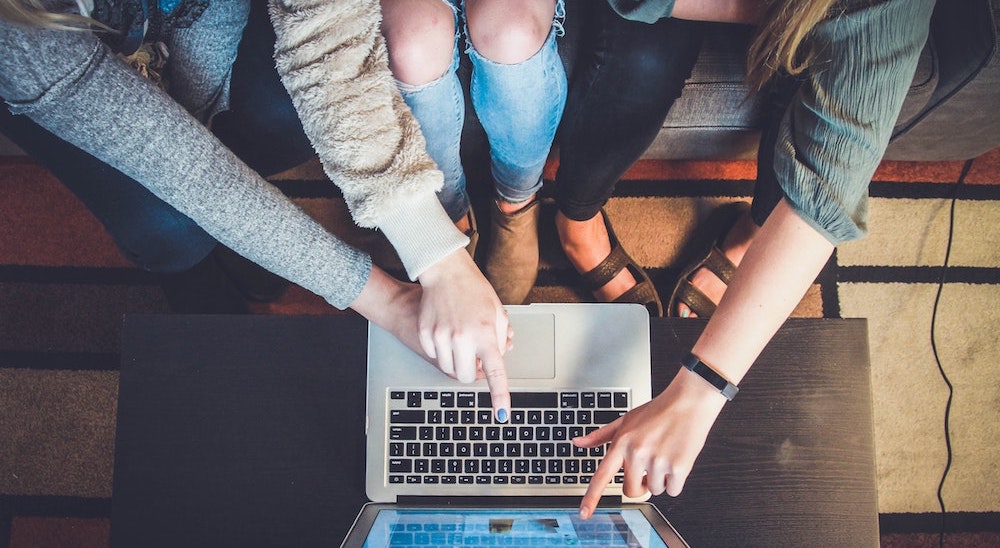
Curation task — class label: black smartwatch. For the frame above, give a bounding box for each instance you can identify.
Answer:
[681,352,739,401]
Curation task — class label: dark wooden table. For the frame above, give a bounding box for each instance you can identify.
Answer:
[111,314,877,547]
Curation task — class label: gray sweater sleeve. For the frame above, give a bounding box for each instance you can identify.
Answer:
[0,18,372,310]
[268,0,468,281]
[772,0,935,244]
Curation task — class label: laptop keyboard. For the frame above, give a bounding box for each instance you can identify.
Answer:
[386,390,627,487]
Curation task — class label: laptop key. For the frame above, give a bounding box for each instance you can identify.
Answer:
[390,426,416,440]
[389,459,411,473]
[594,410,625,424]
[510,392,558,409]
[390,410,425,423]
[456,392,476,408]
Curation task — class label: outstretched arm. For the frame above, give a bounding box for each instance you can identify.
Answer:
[576,200,832,517]
[268,0,510,419]
[576,0,935,517]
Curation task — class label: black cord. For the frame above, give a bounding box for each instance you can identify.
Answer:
[931,159,972,548]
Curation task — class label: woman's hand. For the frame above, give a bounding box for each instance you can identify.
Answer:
[573,368,728,519]
[353,253,513,422]
[417,250,513,421]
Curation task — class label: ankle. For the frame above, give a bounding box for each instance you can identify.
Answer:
[497,195,536,215]
[719,211,759,263]
[455,213,472,235]
[555,211,603,253]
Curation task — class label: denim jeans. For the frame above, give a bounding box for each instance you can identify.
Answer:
[397,0,567,221]
[554,1,704,221]
[0,0,311,272]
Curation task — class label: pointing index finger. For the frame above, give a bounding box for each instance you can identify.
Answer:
[580,447,622,519]
[479,346,510,423]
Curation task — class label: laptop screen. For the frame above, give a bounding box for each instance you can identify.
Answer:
[345,504,684,547]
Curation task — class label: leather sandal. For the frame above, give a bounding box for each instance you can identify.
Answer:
[668,201,750,318]
[579,209,663,317]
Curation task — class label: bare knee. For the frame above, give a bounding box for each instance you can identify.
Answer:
[466,0,556,64]
[381,0,456,85]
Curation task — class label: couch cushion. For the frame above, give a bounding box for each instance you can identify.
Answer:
[886,0,1000,160]
[649,24,763,159]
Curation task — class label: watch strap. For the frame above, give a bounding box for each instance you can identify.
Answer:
[681,352,739,401]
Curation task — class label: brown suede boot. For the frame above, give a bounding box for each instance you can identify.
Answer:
[483,199,541,305]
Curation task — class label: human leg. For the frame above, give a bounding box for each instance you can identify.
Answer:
[211,0,315,177]
[0,106,254,313]
[669,73,800,317]
[554,3,703,310]
[465,0,566,304]
[381,0,471,231]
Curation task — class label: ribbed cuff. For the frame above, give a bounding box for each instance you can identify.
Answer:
[375,191,469,280]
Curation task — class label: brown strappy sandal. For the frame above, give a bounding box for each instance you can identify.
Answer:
[668,201,750,318]
[578,209,664,317]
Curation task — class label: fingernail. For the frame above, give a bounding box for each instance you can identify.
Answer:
[680,308,690,318]
[496,408,509,423]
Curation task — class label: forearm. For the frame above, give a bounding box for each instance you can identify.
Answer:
[691,199,834,386]
[608,0,761,24]
[672,0,762,23]
[268,0,467,280]
[0,22,372,309]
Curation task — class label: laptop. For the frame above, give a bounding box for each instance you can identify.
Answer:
[345,303,689,547]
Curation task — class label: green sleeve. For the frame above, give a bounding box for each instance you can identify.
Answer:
[772,0,935,244]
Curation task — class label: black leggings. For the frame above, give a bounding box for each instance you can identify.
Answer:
[554,2,705,221]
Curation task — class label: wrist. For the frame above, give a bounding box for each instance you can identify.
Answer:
[416,249,474,287]
[663,367,728,419]
[680,352,739,401]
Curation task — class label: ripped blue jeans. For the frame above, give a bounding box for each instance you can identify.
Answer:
[396,0,567,221]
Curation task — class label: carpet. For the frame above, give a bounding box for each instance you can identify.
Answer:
[1,148,999,547]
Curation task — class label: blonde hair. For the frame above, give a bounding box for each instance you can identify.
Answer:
[0,0,100,30]
[746,0,839,91]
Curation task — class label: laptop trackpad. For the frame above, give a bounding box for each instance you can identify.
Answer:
[504,312,555,379]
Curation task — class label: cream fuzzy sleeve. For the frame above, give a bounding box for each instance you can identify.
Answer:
[268,0,467,279]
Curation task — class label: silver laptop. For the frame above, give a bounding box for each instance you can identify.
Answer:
[350,303,687,546]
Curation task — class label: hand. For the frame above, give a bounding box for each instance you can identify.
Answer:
[417,250,513,422]
[573,368,728,519]
[350,265,433,361]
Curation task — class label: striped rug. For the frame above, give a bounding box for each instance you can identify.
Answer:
[1,149,998,546]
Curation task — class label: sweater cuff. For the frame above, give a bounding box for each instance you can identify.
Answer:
[376,191,469,280]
